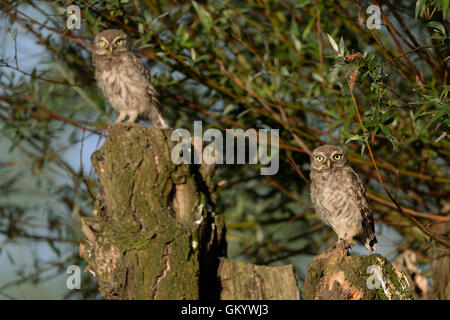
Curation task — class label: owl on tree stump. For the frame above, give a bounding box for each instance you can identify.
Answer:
[310,144,378,253]
[91,29,169,128]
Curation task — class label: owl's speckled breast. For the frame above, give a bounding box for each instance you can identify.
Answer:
[94,54,149,113]
[310,167,362,235]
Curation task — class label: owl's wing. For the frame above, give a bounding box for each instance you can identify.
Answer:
[348,167,377,241]
[127,52,161,110]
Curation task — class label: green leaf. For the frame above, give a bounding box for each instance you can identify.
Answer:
[415,0,426,19]
[191,48,197,61]
[325,109,340,119]
[440,85,450,101]
[379,124,392,137]
[302,16,316,40]
[428,110,445,127]
[443,0,449,19]
[144,10,153,26]
[327,33,339,53]
[339,36,345,56]
[192,1,213,32]
[312,72,324,83]
[435,131,447,143]
[344,135,363,144]
[223,104,235,115]
[427,21,446,35]
[290,17,300,37]
[291,34,302,51]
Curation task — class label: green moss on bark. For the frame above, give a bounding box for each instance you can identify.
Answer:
[302,246,412,300]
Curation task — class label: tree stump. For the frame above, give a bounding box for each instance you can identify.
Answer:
[79,125,226,299]
[218,258,300,299]
[302,243,413,300]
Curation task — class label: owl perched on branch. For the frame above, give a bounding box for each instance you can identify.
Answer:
[91,29,169,128]
[310,145,378,253]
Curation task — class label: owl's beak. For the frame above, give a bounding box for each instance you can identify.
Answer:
[108,46,113,54]
[327,159,331,169]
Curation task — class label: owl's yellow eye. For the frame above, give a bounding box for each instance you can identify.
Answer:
[98,41,106,47]
[316,156,324,162]
[333,154,342,160]
[116,39,124,45]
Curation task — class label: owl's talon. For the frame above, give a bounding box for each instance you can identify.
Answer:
[330,239,352,255]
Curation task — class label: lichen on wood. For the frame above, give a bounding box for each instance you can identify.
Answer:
[302,243,412,300]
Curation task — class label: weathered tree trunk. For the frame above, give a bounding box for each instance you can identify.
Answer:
[218,258,300,299]
[79,125,226,299]
[302,243,413,300]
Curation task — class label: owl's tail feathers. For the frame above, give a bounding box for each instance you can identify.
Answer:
[142,107,171,129]
[364,235,378,253]
[154,115,170,129]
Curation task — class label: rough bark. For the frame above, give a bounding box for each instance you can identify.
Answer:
[218,258,300,299]
[79,125,226,299]
[302,243,412,300]
[430,221,450,300]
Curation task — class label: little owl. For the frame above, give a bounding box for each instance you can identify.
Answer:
[92,29,169,127]
[310,145,378,253]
